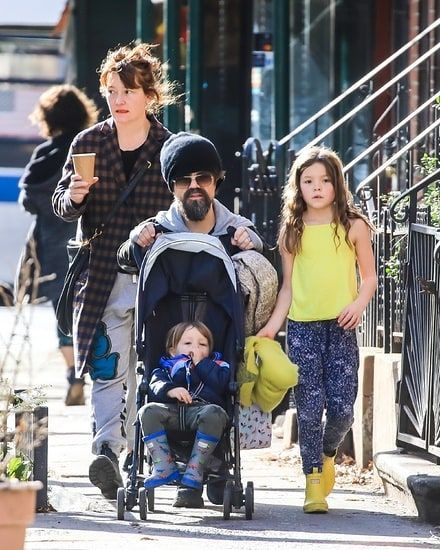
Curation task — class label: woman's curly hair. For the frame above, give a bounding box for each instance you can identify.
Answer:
[98,42,179,114]
[30,84,99,138]
[280,145,373,255]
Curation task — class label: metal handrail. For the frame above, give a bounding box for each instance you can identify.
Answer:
[389,168,440,224]
[355,117,440,194]
[295,42,440,156]
[343,91,440,174]
[372,93,399,135]
[278,18,440,148]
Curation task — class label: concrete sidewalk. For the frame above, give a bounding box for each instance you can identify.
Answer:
[1,304,439,550]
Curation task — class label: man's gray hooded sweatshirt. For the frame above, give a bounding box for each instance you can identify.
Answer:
[117,198,264,271]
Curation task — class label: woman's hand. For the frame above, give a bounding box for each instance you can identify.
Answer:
[167,387,192,404]
[231,227,255,250]
[68,174,98,205]
[130,221,157,248]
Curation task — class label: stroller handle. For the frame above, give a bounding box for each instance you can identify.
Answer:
[132,222,167,269]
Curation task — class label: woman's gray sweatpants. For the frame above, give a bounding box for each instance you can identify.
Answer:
[89,273,138,456]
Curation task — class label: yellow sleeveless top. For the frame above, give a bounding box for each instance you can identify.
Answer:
[288,223,357,321]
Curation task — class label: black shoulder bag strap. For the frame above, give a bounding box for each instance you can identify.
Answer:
[88,161,151,243]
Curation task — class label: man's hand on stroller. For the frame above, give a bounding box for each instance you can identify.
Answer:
[167,387,193,404]
[230,226,255,251]
[130,221,158,248]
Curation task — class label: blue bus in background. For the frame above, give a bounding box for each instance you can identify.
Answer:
[0,6,66,283]
[0,168,22,201]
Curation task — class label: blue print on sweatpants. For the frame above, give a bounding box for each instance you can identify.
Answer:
[88,322,120,381]
[287,319,359,474]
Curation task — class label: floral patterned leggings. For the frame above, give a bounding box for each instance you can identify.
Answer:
[287,319,359,474]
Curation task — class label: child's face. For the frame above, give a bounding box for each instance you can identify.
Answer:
[172,326,210,364]
[299,161,335,211]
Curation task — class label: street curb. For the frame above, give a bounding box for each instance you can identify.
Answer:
[374,449,440,524]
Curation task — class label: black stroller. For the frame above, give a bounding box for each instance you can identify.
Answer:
[116,232,255,520]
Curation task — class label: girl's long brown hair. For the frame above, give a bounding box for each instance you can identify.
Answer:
[280,145,373,255]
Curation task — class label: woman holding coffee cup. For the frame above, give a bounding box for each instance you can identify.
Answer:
[52,43,177,499]
[18,84,98,407]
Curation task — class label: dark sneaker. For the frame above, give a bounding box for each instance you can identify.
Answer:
[172,487,204,508]
[65,381,85,406]
[89,443,123,499]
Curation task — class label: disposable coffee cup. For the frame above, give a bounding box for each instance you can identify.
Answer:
[72,153,96,184]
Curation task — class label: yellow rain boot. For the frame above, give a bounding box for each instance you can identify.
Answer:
[322,452,336,496]
[303,468,328,513]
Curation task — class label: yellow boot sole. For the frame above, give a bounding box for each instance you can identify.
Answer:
[303,500,329,513]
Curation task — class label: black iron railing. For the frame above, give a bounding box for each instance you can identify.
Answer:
[389,172,440,458]
[240,138,284,247]
[361,207,406,352]
[396,224,439,456]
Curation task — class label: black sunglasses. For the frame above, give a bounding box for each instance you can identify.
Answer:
[172,172,215,189]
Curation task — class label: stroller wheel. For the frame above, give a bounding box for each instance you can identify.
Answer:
[147,487,155,512]
[223,480,233,520]
[138,487,147,520]
[245,484,253,520]
[116,487,125,520]
[247,481,255,513]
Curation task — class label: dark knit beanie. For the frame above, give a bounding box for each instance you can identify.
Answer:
[160,132,223,192]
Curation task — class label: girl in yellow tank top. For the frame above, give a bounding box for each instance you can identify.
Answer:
[258,145,377,514]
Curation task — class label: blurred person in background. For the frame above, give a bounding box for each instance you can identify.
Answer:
[18,84,99,406]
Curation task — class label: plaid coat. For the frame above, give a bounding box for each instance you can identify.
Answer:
[52,115,172,376]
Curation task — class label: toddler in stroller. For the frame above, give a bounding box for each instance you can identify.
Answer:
[140,321,229,502]
[117,231,254,519]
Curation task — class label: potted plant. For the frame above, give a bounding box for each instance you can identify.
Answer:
[0,252,47,550]
[0,380,46,550]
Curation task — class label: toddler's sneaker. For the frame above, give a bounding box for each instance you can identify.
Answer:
[172,487,204,508]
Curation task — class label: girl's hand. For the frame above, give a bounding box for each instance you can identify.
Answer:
[68,173,98,204]
[256,326,276,339]
[167,387,192,404]
[338,301,364,330]
[231,227,254,250]
[130,221,157,248]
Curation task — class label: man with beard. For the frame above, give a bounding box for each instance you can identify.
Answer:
[124,131,264,256]
[117,132,265,508]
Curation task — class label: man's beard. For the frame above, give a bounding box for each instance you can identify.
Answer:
[179,188,213,221]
